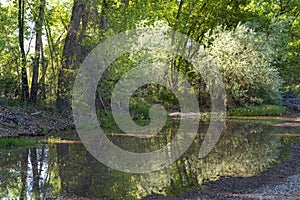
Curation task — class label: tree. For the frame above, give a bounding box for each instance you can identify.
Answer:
[0,0,297,111]
[18,0,29,101]
[56,0,85,114]
[244,0,300,85]
[29,0,45,103]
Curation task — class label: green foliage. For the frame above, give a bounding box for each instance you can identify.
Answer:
[0,74,18,99]
[0,0,299,114]
[205,24,282,107]
[129,97,151,120]
[228,105,286,116]
[100,114,118,130]
[0,137,38,148]
[244,0,300,85]
[284,84,300,97]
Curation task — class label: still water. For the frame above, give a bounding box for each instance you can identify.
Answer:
[0,118,299,199]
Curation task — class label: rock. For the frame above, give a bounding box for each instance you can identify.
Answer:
[283,92,300,112]
[31,111,42,116]
[283,98,300,112]
[168,112,203,117]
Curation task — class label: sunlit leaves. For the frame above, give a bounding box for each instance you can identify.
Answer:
[205,24,282,107]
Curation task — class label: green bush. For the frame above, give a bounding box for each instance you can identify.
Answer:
[129,97,151,120]
[205,24,282,108]
[228,105,286,116]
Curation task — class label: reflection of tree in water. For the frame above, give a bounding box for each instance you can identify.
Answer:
[50,121,284,199]
[40,143,61,197]
[0,147,29,198]
[31,147,40,198]
[26,146,52,198]
[0,145,61,199]
[191,122,283,185]
[56,143,69,194]
[20,147,29,199]
[0,121,292,199]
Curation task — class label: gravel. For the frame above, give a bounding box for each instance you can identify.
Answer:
[240,174,300,200]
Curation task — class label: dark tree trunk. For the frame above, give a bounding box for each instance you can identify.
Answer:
[30,0,45,103]
[39,39,48,99]
[99,0,108,30]
[78,0,90,43]
[56,0,85,114]
[18,0,29,102]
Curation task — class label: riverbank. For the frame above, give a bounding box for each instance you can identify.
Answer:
[0,103,299,137]
[145,143,300,200]
[0,105,73,136]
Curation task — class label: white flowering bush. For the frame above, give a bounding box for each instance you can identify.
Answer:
[204,24,282,107]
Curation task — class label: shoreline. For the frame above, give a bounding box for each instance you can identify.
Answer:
[145,143,300,199]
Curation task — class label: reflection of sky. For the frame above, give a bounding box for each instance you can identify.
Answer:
[26,147,49,199]
[0,0,47,55]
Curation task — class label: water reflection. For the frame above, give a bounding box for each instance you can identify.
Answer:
[0,119,299,199]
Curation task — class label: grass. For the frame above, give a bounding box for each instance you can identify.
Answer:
[228,105,286,116]
[41,136,81,144]
[0,137,38,148]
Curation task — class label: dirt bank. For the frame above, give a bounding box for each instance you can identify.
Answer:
[0,105,73,136]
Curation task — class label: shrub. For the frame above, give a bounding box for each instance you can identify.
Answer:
[228,105,286,116]
[204,24,282,108]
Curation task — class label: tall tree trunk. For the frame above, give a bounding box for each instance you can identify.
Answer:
[18,0,29,102]
[30,0,45,103]
[95,0,109,112]
[99,0,108,30]
[56,0,85,114]
[78,0,90,43]
[39,39,48,99]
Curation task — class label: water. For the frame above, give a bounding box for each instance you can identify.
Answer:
[0,118,299,199]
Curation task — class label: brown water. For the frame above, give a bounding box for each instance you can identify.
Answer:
[0,118,299,199]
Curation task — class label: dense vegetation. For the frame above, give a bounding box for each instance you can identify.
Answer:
[0,0,299,117]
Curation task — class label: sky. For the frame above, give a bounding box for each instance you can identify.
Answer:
[0,0,9,6]
[0,0,37,53]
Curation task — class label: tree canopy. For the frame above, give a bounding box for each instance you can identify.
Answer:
[0,0,299,113]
